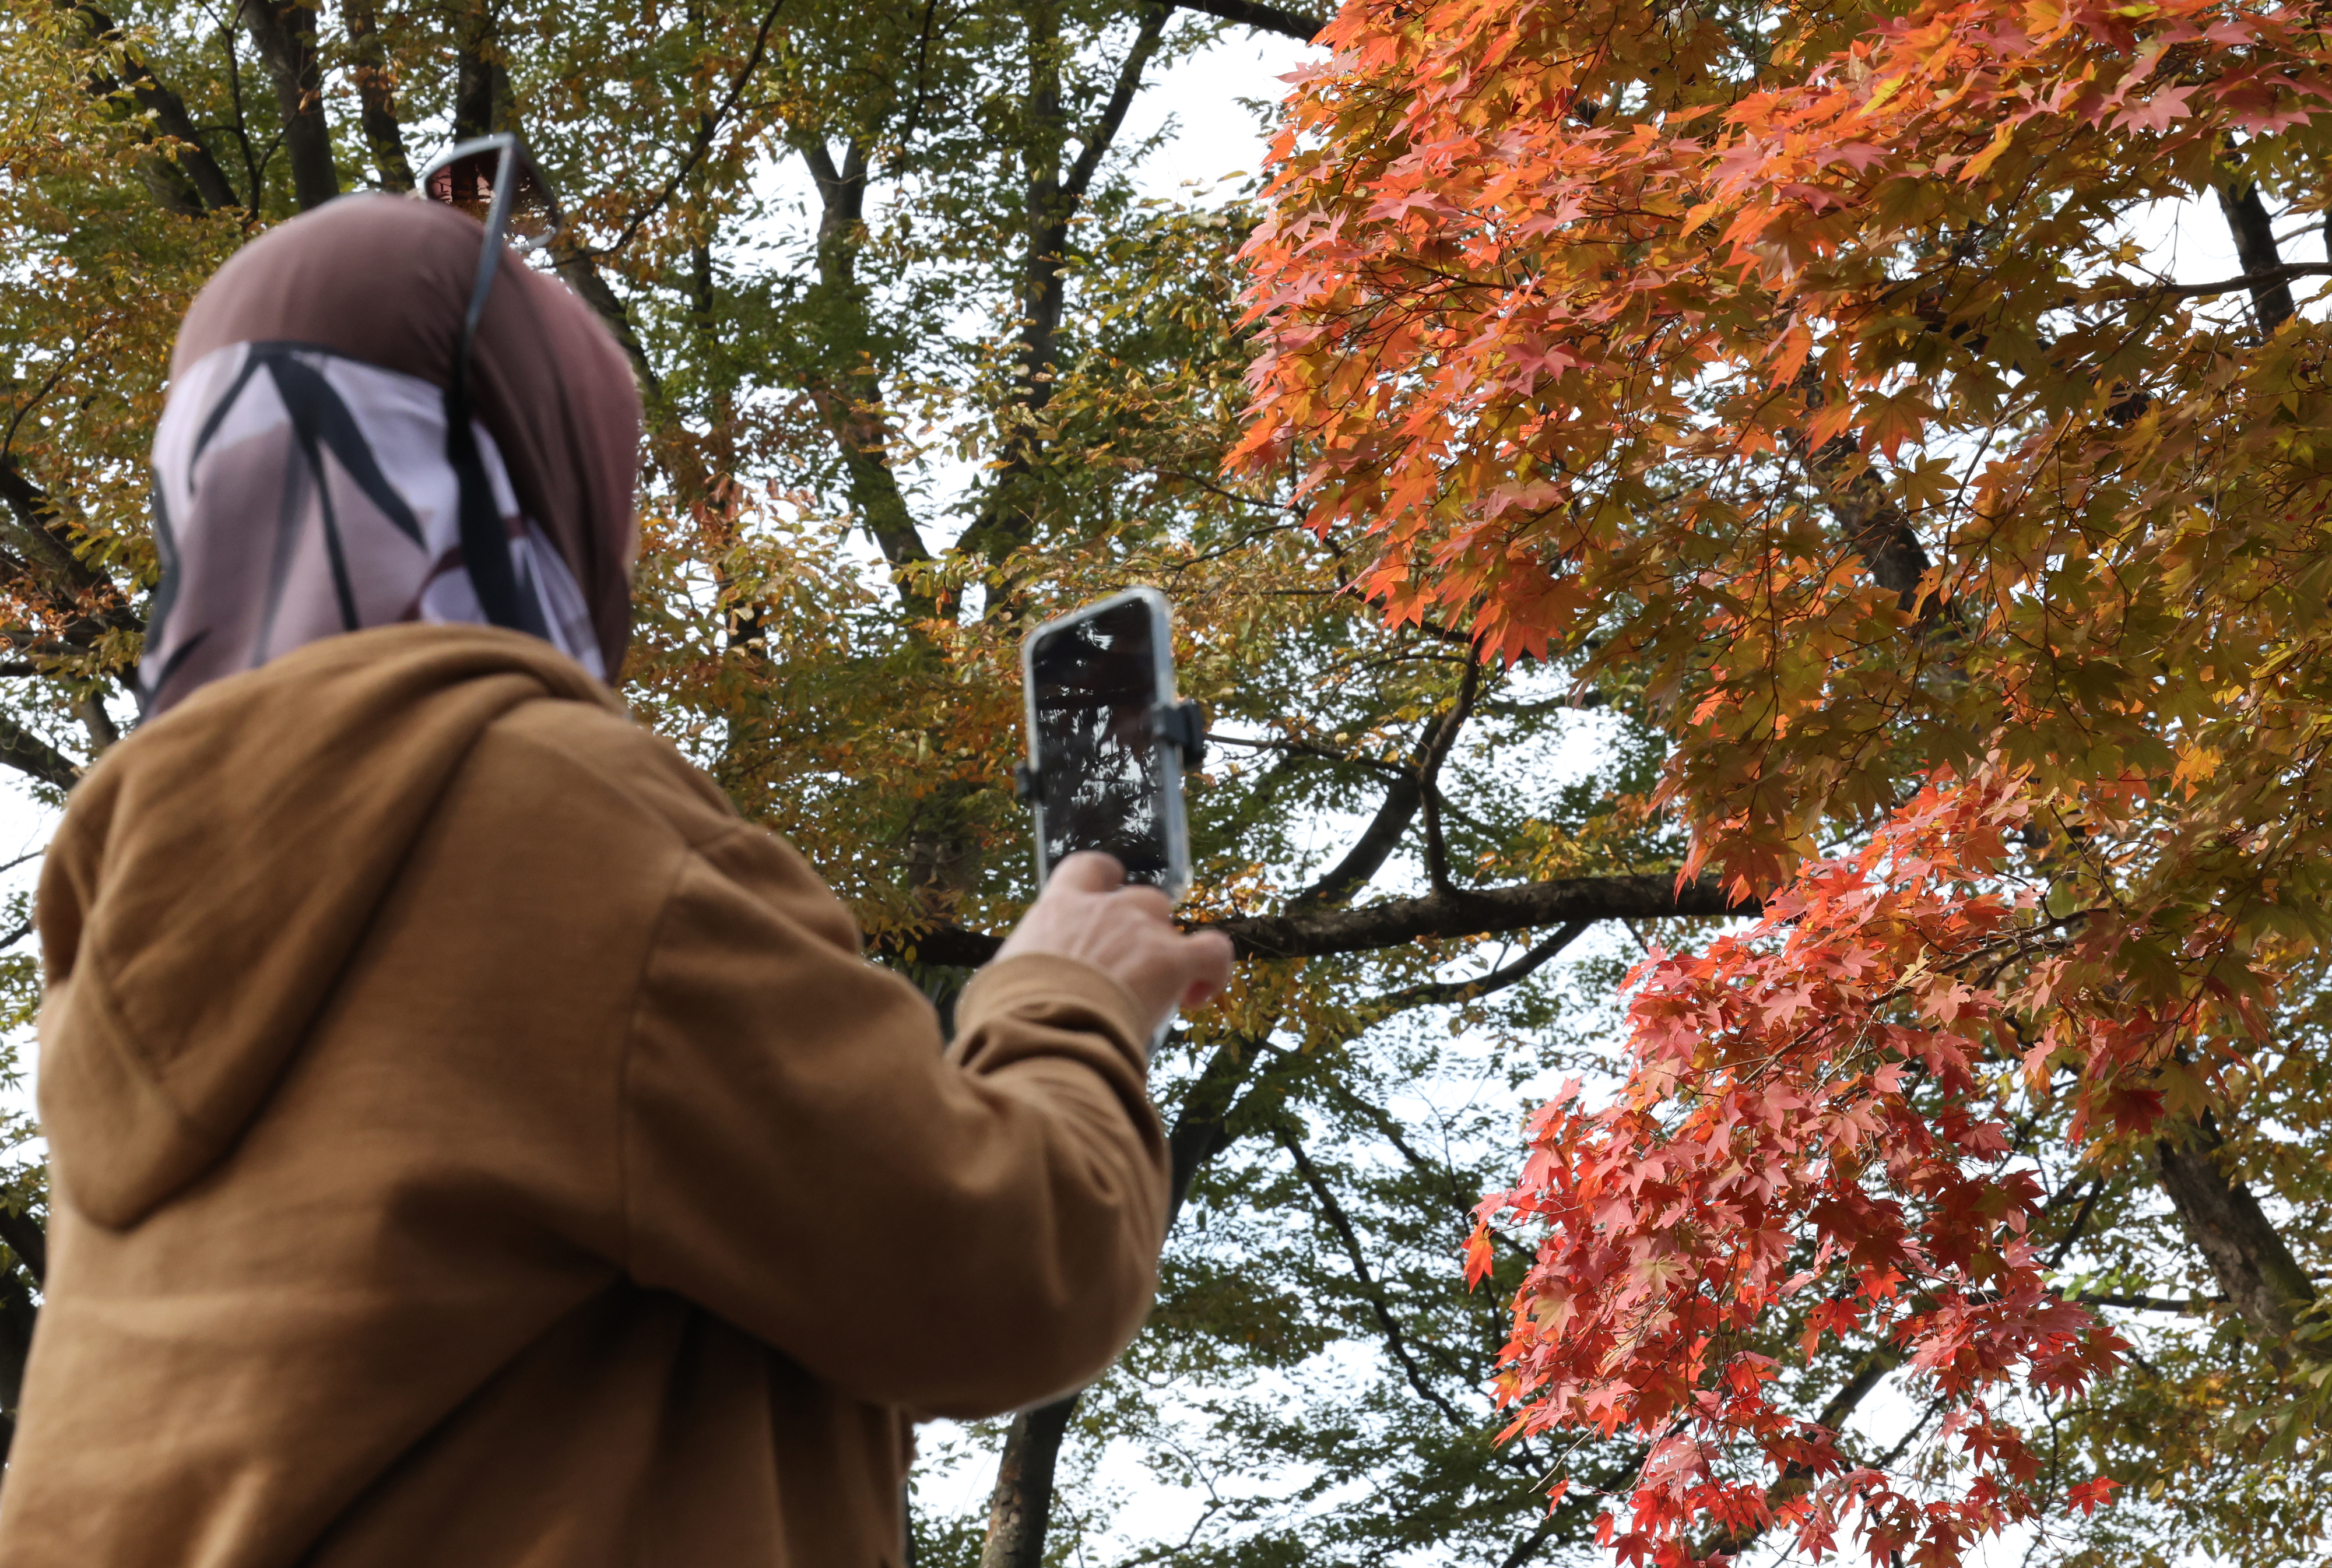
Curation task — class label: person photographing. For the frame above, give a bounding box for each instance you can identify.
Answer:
[0,164,1231,1566]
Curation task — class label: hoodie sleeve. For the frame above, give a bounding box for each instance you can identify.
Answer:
[619,820,1169,1418]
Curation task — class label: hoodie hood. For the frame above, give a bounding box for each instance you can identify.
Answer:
[36,623,621,1228]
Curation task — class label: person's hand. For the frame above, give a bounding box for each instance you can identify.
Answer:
[993,853,1235,1041]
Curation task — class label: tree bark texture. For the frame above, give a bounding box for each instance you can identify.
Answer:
[2155,1119,2317,1361]
[890,871,1755,968]
[0,1260,34,1465]
[1172,0,1325,39]
[978,1395,1079,1568]
[343,3,415,191]
[2216,177,2297,336]
[71,2,244,212]
[239,0,340,210]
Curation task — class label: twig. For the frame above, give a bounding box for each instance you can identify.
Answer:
[582,0,790,258]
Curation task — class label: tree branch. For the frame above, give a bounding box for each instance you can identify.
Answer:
[981,1026,1290,1568]
[549,245,663,399]
[2077,1292,2225,1312]
[959,1,1171,564]
[1694,1342,1907,1559]
[883,872,1750,966]
[0,711,81,793]
[1792,371,1933,607]
[1062,2,1168,206]
[0,1210,47,1288]
[1223,871,1749,959]
[1171,0,1326,40]
[1288,662,1479,909]
[798,140,937,613]
[452,0,505,139]
[978,1393,1080,1568]
[2098,261,2332,306]
[68,2,244,212]
[0,456,111,600]
[1382,920,1589,1008]
[1279,1123,1480,1435]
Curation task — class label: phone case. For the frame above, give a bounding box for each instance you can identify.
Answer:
[1020,585,1193,904]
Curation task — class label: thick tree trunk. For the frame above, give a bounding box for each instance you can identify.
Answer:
[977,1395,1079,1568]
[239,0,340,210]
[2216,178,2296,336]
[343,4,414,191]
[0,1261,34,1467]
[2155,1117,2316,1363]
[968,1035,1277,1566]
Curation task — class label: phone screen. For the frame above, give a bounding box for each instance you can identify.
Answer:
[1028,596,1170,884]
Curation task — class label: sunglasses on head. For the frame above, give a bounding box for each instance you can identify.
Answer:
[410,133,566,642]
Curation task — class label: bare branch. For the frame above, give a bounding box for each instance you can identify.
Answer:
[2094,260,2332,307]
[0,458,110,599]
[1278,1124,1480,1435]
[1289,662,1479,909]
[1383,920,1589,1008]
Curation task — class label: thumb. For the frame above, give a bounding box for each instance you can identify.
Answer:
[1179,930,1235,1007]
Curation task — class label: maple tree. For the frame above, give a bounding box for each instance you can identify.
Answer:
[0,2,1747,1566]
[1241,0,2332,1560]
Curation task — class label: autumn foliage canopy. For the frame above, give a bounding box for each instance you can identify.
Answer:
[1239,0,2332,1559]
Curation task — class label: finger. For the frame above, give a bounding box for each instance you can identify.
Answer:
[1114,883,1175,923]
[1048,852,1128,894]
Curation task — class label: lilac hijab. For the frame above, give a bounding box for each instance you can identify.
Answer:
[142,196,642,716]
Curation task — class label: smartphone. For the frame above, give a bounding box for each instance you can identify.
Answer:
[1019,587,1202,903]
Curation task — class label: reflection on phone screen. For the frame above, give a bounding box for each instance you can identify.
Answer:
[1030,597,1168,884]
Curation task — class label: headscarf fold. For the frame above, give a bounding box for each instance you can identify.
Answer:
[142,195,642,717]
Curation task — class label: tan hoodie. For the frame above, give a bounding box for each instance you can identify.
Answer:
[0,624,1167,1567]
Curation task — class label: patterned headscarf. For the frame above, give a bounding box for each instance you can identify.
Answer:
[142,196,642,718]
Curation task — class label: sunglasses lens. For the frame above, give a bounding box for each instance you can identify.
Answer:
[423,150,500,215]
[505,182,558,247]
[423,146,559,247]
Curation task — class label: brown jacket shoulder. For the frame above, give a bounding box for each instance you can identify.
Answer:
[0,624,1167,1568]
